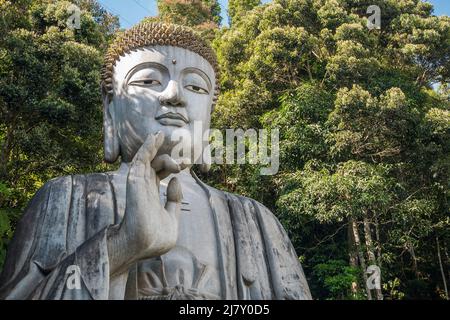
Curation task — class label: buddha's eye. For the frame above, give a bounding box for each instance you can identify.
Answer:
[129,79,161,87]
[185,84,209,94]
[183,72,210,95]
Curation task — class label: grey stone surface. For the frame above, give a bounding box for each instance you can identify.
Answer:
[0,34,311,300]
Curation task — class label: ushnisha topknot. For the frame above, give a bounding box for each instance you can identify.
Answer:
[101,21,220,105]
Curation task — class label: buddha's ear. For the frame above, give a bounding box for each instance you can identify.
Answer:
[102,86,119,163]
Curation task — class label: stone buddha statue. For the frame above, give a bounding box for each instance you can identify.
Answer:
[0,22,311,300]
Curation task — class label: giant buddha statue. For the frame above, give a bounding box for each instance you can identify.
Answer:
[0,22,311,300]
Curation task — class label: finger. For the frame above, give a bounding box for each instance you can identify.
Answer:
[133,134,154,164]
[177,158,192,171]
[152,154,181,180]
[164,177,183,218]
[151,154,180,172]
[154,131,165,151]
[133,131,165,165]
[158,158,190,180]
[156,169,175,180]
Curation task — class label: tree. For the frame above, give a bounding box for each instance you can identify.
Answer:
[0,0,119,269]
[1,0,448,300]
[227,0,260,26]
[207,0,450,299]
[152,0,222,39]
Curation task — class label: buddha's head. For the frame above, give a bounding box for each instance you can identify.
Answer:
[101,22,219,164]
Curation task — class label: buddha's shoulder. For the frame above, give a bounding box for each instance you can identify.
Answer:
[212,187,290,234]
[204,184,272,213]
[18,173,113,224]
[40,172,113,193]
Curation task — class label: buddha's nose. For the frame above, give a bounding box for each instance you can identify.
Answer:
[158,80,186,107]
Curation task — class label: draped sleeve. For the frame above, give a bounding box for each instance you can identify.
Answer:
[0,174,116,300]
[225,192,312,300]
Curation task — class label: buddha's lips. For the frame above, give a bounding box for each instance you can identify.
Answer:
[155,112,189,123]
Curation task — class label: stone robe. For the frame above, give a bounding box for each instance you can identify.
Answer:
[0,172,311,300]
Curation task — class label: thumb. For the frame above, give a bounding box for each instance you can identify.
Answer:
[165,177,183,218]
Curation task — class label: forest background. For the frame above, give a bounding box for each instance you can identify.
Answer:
[0,0,449,300]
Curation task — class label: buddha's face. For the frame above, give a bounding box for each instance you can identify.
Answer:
[106,45,215,163]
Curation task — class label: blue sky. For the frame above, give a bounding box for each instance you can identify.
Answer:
[98,0,450,29]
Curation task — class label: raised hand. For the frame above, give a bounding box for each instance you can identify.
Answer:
[107,132,183,276]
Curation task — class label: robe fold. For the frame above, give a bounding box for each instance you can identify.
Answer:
[0,173,311,300]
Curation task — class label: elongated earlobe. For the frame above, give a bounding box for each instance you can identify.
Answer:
[103,91,119,163]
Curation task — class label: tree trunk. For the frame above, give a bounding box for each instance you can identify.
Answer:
[444,243,450,282]
[351,217,372,300]
[348,221,359,297]
[374,213,382,269]
[436,236,449,300]
[0,115,16,179]
[408,241,420,279]
[363,215,383,300]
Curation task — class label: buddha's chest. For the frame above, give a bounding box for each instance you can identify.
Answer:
[171,180,219,265]
[135,177,222,299]
[111,172,222,298]
[112,173,219,266]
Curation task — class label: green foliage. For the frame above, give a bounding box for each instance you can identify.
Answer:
[313,259,363,299]
[152,0,222,40]
[209,0,450,299]
[277,160,393,223]
[158,0,221,26]
[0,0,119,270]
[0,0,448,300]
[227,0,260,25]
[0,181,20,270]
